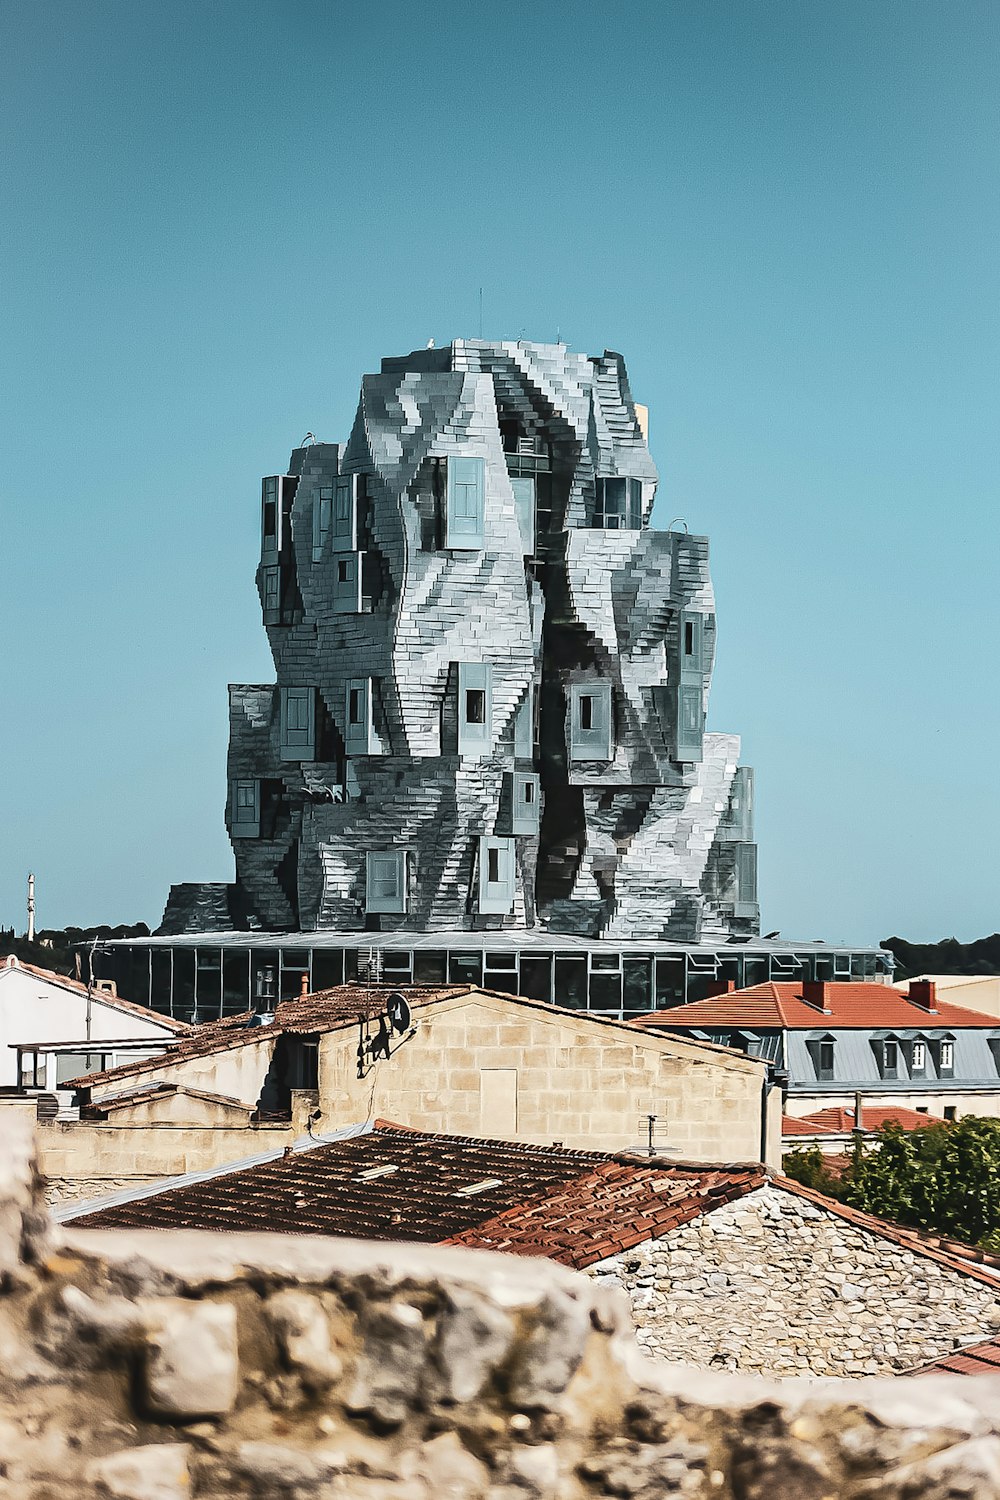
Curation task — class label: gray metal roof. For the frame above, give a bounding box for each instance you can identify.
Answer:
[95,929,888,957]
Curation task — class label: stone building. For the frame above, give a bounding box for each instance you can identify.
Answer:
[88,339,892,1018]
[65,1120,1000,1380]
[8,1112,1000,1499]
[34,982,776,1203]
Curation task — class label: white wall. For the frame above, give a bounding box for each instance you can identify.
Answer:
[0,960,179,1089]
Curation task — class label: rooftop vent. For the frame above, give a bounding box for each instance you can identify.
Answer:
[355,1164,399,1181]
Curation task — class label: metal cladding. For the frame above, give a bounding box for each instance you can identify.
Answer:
[161,340,759,942]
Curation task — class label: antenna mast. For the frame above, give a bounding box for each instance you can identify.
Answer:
[27,873,35,943]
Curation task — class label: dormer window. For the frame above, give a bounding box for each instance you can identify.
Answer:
[808,1034,836,1081]
[878,1038,899,1079]
[938,1037,955,1076]
[910,1040,927,1075]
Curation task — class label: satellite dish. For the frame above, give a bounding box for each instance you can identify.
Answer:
[387,992,411,1034]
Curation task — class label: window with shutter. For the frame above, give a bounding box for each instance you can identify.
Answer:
[366,851,407,914]
[261,476,281,562]
[510,771,540,834]
[445,456,485,548]
[332,551,363,613]
[478,836,516,914]
[511,476,535,553]
[344,678,380,755]
[262,566,281,624]
[513,684,534,760]
[313,486,333,561]
[675,682,704,763]
[280,686,315,760]
[734,843,758,916]
[457,663,492,755]
[230,778,260,838]
[569,682,613,761]
[333,475,358,551]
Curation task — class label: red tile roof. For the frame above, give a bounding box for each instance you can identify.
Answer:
[912,1336,1000,1375]
[442,1159,765,1267]
[786,1105,942,1135]
[0,956,189,1033]
[64,1123,1000,1289]
[632,982,997,1031]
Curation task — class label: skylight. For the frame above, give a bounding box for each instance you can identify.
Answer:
[454,1177,504,1197]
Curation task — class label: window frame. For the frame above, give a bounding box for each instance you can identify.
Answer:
[478,835,516,915]
[365,850,408,914]
[445,455,486,549]
[569,680,613,762]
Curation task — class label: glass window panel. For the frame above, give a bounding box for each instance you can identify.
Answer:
[554,956,587,1009]
[448,952,483,985]
[589,972,622,1011]
[311,948,345,992]
[222,950,250,1013]
[413,949,447,984]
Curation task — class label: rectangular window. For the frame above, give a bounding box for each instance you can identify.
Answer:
[280,686,315,760]
[912,1040,927,1073]
[478,836,516,914]
[627,478,643,529]
[818,1041,835,1079]
[944,1105,957,1122]
[445,456,486,548]
[261,475,295,562]
[261,476,281,561]
[333,474,358,551]
[366,850,407,914]
[940,1040,955,1073]
[734,842,758,916]
[332,551,363,613]
[230,778,260,838]
[680,611,704,675]
[511,475,535,554]
[504,771,540,835]
[675,682,704,763]
[569,681,613,761]
[313,485,334,561]
[457,662,492,756]
[262,565,281,624]
[344,678,379,755]
[883,1040,898,1078]
[513,684,534,759]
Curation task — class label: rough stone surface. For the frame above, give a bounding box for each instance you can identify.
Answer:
[5,1121,1000,1497]
[592,1182,1000,1377]
[143,1298,239,1418]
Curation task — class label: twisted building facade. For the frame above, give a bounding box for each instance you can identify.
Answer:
[98,340,892,1017]
[169,340,758,943]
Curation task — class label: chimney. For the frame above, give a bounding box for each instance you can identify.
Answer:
[802,979,832,1013]
[300,971,309,999]
[853,1090,865,1133]
[909,980,938,1012]
[705,979,737,997]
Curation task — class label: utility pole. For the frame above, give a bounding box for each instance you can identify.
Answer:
[27,873,35,943]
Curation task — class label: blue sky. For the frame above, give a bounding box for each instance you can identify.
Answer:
[1,0,997,944]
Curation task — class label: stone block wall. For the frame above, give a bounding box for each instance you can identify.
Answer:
[591,1182,1000,1378]
[7,1116,1000,1497]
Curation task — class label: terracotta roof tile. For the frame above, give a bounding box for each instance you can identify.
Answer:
[913,1338,1000,1375]
[786,1105,940,1134]
[633,982,997,1031]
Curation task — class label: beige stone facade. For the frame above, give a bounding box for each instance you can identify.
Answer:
[316,991,770,1159]
[591,1182,1000,1378]
[36,988,774,1203]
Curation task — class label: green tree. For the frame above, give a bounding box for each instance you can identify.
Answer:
[781,1144,849,1200]
[845,1117,1000,1247]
